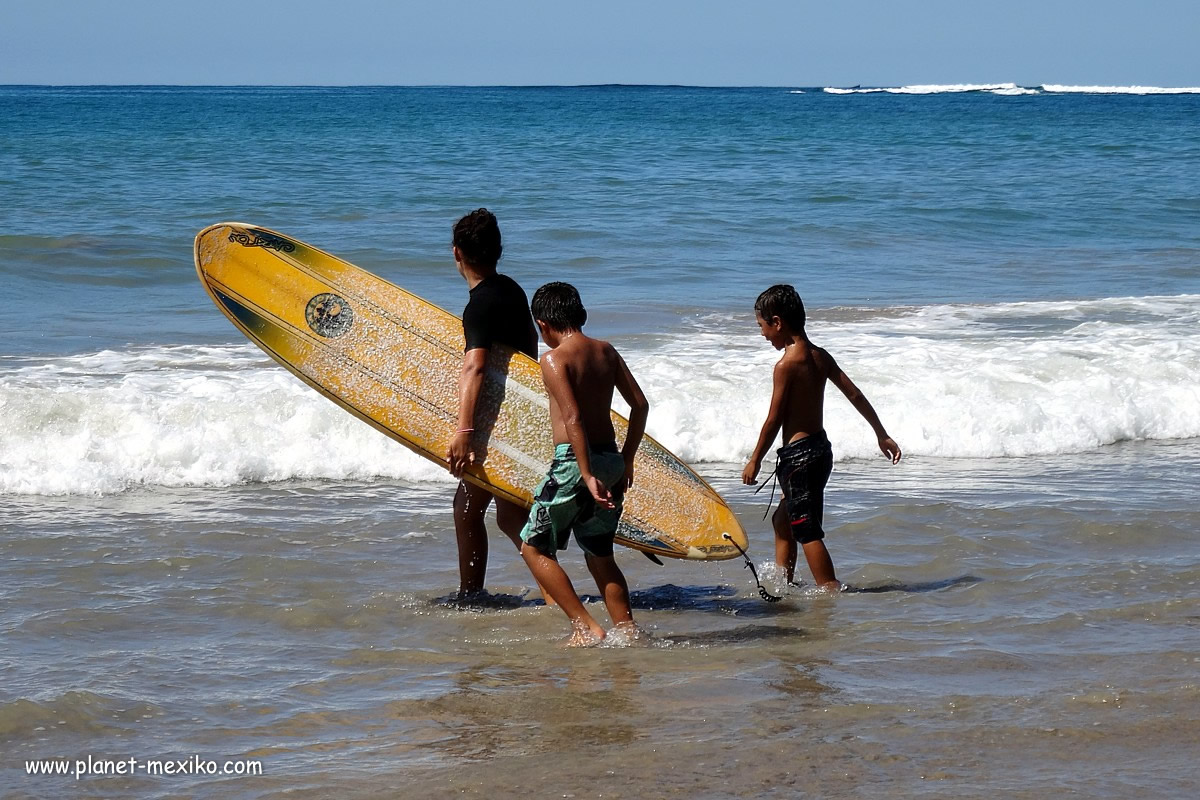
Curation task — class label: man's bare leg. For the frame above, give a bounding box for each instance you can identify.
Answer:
[584,553,634,626]
[494,496,555,604]
[453,481,494,595]
[771,505,798,584]
[520,543,604,645]
[801,539,841,592]
[493,495,532,551]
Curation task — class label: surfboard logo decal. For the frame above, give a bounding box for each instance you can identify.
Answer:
[305,293,354,337]
[229,230,296,252]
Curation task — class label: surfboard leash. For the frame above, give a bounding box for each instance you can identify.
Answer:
[753,464,780,520]
[722,534,783,603]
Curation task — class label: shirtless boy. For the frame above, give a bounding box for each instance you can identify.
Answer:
[519,282,650,645]
[741,284,902,591]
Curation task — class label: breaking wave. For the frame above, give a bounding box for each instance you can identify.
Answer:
[3,295,1198,494]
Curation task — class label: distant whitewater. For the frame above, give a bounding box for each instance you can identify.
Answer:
[821,83,1200,95]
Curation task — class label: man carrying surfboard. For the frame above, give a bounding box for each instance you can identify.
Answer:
[518,282,650,646]
[446,209,541,599]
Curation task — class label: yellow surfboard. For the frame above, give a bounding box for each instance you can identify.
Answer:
[194,223,746,560]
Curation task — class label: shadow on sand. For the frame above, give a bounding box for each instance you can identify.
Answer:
[433,576,982,612]
[845,575,982,594]
[656,623,808,647]
[434,583,786,616]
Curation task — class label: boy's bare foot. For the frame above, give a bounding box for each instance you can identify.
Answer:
[815,581,846,594]
[563,628,604,648]
[605,621,650,646]
[561,618,605,647]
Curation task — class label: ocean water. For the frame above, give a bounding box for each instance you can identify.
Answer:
[2,85,1199,798]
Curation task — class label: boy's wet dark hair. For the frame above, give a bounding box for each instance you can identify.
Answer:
[531,281,588,331]
[452,208,503,269]
[755,284,806,330]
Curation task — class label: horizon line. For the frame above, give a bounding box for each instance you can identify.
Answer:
[4,82,1198,90]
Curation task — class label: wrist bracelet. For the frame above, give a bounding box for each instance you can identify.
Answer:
[456,428,474,434]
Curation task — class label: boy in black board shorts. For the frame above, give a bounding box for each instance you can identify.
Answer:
[446,209,543,599]
[741,285,902,592]
[519,282,650,646]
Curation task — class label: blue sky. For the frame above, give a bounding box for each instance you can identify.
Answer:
[2,0,1197,86]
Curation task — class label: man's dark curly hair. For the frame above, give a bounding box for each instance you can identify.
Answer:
[754,284,806,330]
[452,208,503,269]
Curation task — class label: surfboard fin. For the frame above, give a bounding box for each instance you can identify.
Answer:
[642,551,664,566]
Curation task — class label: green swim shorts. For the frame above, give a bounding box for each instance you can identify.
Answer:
[520,442,627,558]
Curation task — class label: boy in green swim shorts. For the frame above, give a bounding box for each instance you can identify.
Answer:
[520,282,650,646]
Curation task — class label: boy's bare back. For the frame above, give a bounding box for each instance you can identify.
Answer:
[774,340,839,444]
[541,332,622,446]
[774,337,898,456]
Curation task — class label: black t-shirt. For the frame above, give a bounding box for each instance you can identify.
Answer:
[462,273,538,358]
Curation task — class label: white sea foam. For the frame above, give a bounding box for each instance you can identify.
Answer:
[822,83,1200,96]
[1042,85,1200,95]
[616,294,1200,464]
[824,83,1037,95]
[990,86,1040,96]
[3,295,1199,494]
[0,346,447,495]
[888,83,1021,95]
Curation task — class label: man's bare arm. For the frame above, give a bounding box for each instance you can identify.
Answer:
[448,347,488,476]
[742,361,789,484]
[612,349,649,488]
[828,358,902,464]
